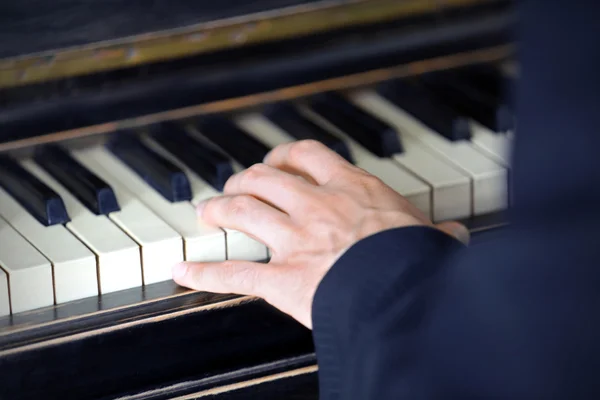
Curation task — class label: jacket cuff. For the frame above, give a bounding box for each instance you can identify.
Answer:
[311,225,464,399]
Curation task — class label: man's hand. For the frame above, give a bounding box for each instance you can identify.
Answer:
[172,140,469,328]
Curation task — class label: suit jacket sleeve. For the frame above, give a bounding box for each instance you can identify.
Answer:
[311,1,600,398]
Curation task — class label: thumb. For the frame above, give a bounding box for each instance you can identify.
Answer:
[172,260,282,298]
[435,221,470,245]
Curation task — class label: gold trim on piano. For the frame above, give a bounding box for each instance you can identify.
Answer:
[0,0,491,89]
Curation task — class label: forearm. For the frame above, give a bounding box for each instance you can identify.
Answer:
[312,214,600,399]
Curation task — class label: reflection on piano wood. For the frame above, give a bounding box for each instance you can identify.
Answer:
[0,0,516,398]
[0,0,495,89]
[163,362,320,399]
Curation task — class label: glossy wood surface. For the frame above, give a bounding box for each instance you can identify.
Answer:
[0,280,239,346]
[0,2,514,151]
[0,0,326,58]
[0,0,496,88]
[107,356,318,399]
[189,368,319,399]
[0,299,314,399]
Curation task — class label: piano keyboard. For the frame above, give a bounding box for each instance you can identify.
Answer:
[0,65,514,317]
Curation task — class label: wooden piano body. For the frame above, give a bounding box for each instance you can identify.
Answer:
[0,1,514,398]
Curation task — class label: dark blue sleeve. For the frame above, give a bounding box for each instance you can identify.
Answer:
[311,1,600,398]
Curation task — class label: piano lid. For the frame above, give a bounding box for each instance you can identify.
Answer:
[0,0,496,89]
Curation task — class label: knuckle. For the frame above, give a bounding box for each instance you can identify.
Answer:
[295,224,315,245]
[200,197,219,222]
[348,172,384,200]
[223,170,243,192]
[218,262,259,293]
[243,163,270,181]
[234,163,271,191]
[227,195,255,217]
[360,173,384,190]
[288,140,322,163]
[216,261,237,282]
[263,144,281,164]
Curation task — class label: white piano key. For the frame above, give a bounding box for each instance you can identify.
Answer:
[0,217,54,313]
[236,114,295,148]
[0,268,9,317]
[392,139,471,222]
[304,108,432,217]
[469,122,514,207]
[72,153,185,285]
[470,120,512,166]
[234,114,295,243]
[78,146,227,263]
[237,111,432,218]
[0,187,98,303]
[347,93,472,221]
[187,125,272,259]
[351,89,508,215]
[143,134,269,261]
[22,160,143,294]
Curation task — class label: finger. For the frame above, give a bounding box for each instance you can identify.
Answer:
[223,163,316,214]
[435,221,470,245]
[263,139,352,185]
[172,260,280,298]
[172,261,313,328]
[197,194,294,249]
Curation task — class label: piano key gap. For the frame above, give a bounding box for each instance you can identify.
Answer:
[0,266,13,316]
[389,158,435,221]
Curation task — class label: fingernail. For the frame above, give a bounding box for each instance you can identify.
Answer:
[196,200,207,217]
[263,149,273,164]
[453,224,470,245]
[172,262,189,281]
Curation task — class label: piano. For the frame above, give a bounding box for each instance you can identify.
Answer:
[0,0,515,398]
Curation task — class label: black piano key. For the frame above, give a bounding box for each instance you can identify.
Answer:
[419,71,514,133]
[307,92,403,157]
[377,79,471,141]
[34,145,120,215]
[263,102,354,163]
[195,116,271,168]
[150,122,234,192]
[455,64,506,100]
[106,134,192,202]
[0,155,70,226]
[456,64,517,114]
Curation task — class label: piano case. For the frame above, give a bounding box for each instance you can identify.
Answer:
[0,0,514,398]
